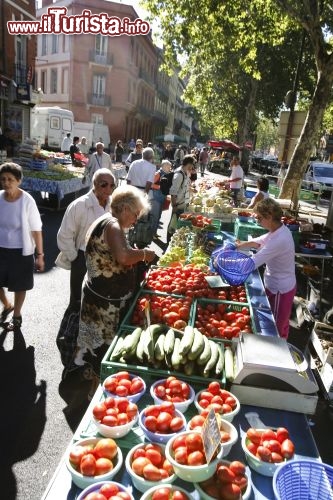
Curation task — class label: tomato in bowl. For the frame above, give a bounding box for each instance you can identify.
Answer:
[150,376,195,413]
[102,371,146,403]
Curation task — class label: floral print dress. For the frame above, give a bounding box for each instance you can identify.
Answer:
[76,214,136,361]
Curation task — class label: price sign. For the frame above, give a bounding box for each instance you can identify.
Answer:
[202,408,221,464]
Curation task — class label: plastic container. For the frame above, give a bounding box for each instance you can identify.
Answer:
[102,372,146,403]
[194,459,251,500]
[93,412,138,439]
[66,437,123,489]
[140,484,194,500]
[238,216,254,223]
[150,379,195,413]
[273,459,333,500]
[77,481,134,500]
[241,432,292,477]
[138,407,186,444]
[214,250,255,286]
[165,430,224,483]
[194,389,240,423]
[125,442,177,493]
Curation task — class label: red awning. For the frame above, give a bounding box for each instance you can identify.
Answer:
[208,140,241,151]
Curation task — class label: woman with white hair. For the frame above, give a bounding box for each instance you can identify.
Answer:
[74,185,156,371]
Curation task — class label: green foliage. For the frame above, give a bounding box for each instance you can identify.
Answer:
[255,117,279,152]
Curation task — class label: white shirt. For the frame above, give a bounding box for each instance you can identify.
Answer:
[87,152,115,183]
[230,165,244,189]
[57,190,111,261]
[0,190,42,255]
[61,136,72,152]
[251,224,296,293]
[126,158,156,188]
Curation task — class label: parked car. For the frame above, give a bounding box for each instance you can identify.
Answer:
[304,161,333,194]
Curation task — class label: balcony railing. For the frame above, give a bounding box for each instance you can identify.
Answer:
[89,50,114,66]
[87,93,111,106]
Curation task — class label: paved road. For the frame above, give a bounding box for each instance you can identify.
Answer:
[0,171,332,499]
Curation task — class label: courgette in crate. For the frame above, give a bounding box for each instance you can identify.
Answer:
[154,333,166,361]
[143,324,165,363]
[187,328,205,360]
[171,337,181,370]
[197,334,211,365]
[109,335,125,361]
[178,325,195,357]
[215,343,224,376]
[121,327,142,358]
[203,340,219,377]
[224,346,235,382]
[183,359,195,376]
[136,328,149,363]
[163,328,175,355]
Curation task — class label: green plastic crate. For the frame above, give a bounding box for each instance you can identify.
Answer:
[234,219,268,240]
[121,289,192,328]
[100,327,226,385]
[191,297,257,341]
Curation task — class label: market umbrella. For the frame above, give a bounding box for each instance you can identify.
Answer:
[208,139,241,151]
[155,133,187,143]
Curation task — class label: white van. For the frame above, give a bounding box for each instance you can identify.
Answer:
[30,106,74,150]
[73,122,111,151]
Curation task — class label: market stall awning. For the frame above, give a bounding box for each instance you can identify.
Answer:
[208,139,241,151]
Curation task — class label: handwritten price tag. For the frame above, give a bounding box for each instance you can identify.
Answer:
[202,408,221,464]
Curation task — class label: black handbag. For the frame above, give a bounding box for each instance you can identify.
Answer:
[128,213,154,249]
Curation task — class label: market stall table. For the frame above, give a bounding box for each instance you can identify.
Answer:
[40,385,321,500]
[21,175,89,210]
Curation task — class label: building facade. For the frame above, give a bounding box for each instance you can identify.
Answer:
[35,0,196,148]
[0,0,38,150]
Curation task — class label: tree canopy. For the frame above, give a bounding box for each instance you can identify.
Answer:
[143,0,333,204]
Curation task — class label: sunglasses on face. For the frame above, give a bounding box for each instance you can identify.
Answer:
[99,181,115,188]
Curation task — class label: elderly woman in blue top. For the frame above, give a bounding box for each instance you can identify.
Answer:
[0,162,44,331]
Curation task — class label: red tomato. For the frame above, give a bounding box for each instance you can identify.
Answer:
[126,402,138,420]
[159,401,175,415]
[174,446,188,465]
[188,415,205,430]
[246,428,263,445]
[172,435,186,450]
[144,405,160,417]
[144,415,158,432]
[69,445,89,468]
[229,460,246,476]
[216,464,236,483]
[280,439,295,459]
[257,445,272,462]
[114,371,130,381]
[95,457,113,476]
[102,415,118,427]
[104,377,117,393]
[156,412,172,432]
[142,463,162,481]
[276,427,289,444]
[187,450,205,466]
[80,454,96,476]
[151,488,171,500]
[85,493,108,500]
[130,378,144,394]
[131,456,151,476]
[219,482,242,500]
[208,381,221,395]
[117,412,129,425]
[145,448,163,467]
[99,483,120,498]
[94,438,118,460]
[260,429,277,442]
[116,397,129,413]
[169,416,185,432]
[93,403,107,421]
[185,433,203,453]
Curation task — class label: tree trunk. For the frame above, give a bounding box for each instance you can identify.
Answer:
[279,60,333,206]
[239,79,258,169]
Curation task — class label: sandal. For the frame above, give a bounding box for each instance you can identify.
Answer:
[1,305,14,325]
[6,315,22,331]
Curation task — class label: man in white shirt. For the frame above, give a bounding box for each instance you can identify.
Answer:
[126,147,156,195]
[61,133,72,154]
[86,142,115,184]
[227,156,244,207]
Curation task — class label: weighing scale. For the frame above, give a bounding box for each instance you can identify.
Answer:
[233,334,318,394]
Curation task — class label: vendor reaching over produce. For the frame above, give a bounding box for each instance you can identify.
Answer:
[235,198,296,339]
[73,185,156,379]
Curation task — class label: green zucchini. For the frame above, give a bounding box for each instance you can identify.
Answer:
[188,328,205,360]
[203,340,219,377]
[224,346,235,382]
[179,325,195,357]
[196,334,211,365]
